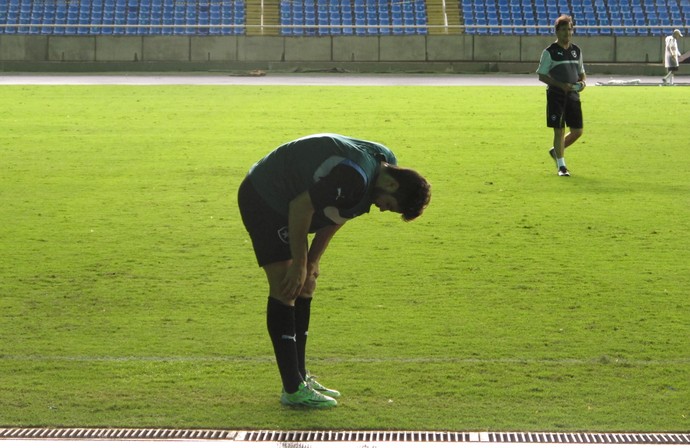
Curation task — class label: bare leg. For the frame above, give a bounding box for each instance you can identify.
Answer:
[553,127,566,159]
[563,128,583,152]
[263,260,295,305]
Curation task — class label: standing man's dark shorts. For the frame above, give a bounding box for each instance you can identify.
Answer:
[238,177,292,267]
[546,90,583,129]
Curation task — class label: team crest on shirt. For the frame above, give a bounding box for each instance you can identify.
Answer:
[571,50,578,58]
[277,226,289,243]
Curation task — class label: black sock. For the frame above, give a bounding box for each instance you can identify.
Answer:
[266,297,303,393]
[294,296,312,378]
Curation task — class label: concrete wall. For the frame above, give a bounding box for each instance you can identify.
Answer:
[0,34,684,73]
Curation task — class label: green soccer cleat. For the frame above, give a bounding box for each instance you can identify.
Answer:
[306,374,341,398]
[281,382,338,408]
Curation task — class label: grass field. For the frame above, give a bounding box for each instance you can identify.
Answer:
[0,84,688,432]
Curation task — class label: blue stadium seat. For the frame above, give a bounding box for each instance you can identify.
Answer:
[585,18,597,34]
[198,10,210,35]
[18,13,30,33]
[475,16,488,33]
[392,15,404,34]
[161,11,173,34]
[330,12,342,35]
[305,15,317,35]
[41,8,54,34]
[185,6,197,35]
[523,7,535,19]
[64,7,77,34]
[599,17,611,34]
[403,11,416,34]
[101,9,114,34]
[538,20,551,34]
[292,10,304,35]
[150,9,162,34]
[209,10,221,34]
[623,18,636,34]
[341,11,353,34]
[368,12,379,34]
[0,4,8,26]
[353,12,365,34]
[610,18,622,35]
[488,17,500,33]
[417,14,427,33]
[379,12,391,34]
[512,17,524,33]
[126,9,138,34]
[5,9,18,34]
[0,0,430,36]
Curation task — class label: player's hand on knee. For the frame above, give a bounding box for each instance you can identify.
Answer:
[281,262,307,300]
[301,261,320,296]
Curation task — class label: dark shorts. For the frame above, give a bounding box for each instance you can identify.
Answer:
[546,90,584,129]
[237,177,291,267]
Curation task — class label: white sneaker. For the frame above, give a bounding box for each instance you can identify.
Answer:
[558,166,571,177]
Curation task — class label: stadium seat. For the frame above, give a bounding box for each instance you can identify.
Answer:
[355,13,366,34]
[0,0,408,36]
[610,18,622,34]
[488,17,500,33]
[305,15,317,35]
[512,17,524,33]
[586,18,598,34]
[475,16,488,34]
[341,7,353,32]
[330,13,342,35]
[623,18,636,34]
[599,17,611,34]
[392,14,403,34]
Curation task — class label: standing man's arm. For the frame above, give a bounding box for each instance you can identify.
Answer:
[282,190,315,300]
[300,224,344,297]
[577,53,587,91]
[540,74,573,92]
[309,224,343,265]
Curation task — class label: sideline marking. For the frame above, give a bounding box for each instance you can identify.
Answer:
[1,355,688,366]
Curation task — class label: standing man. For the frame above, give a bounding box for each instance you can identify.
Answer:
[238,133,431,409]
[662,29,683,85]
[536,14,587,177]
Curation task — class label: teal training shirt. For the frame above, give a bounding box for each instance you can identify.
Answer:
[247,133,397,231]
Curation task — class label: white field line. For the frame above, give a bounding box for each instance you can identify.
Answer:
[1,355,688,366]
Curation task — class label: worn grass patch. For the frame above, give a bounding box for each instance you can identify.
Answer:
[0,85,688,431]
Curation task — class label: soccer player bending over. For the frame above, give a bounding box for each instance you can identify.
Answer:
[238,133,431,408]
[536,14,587,177]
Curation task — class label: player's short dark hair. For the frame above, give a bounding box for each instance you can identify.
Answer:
[555,14,573,31]
[386,165,431,222]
